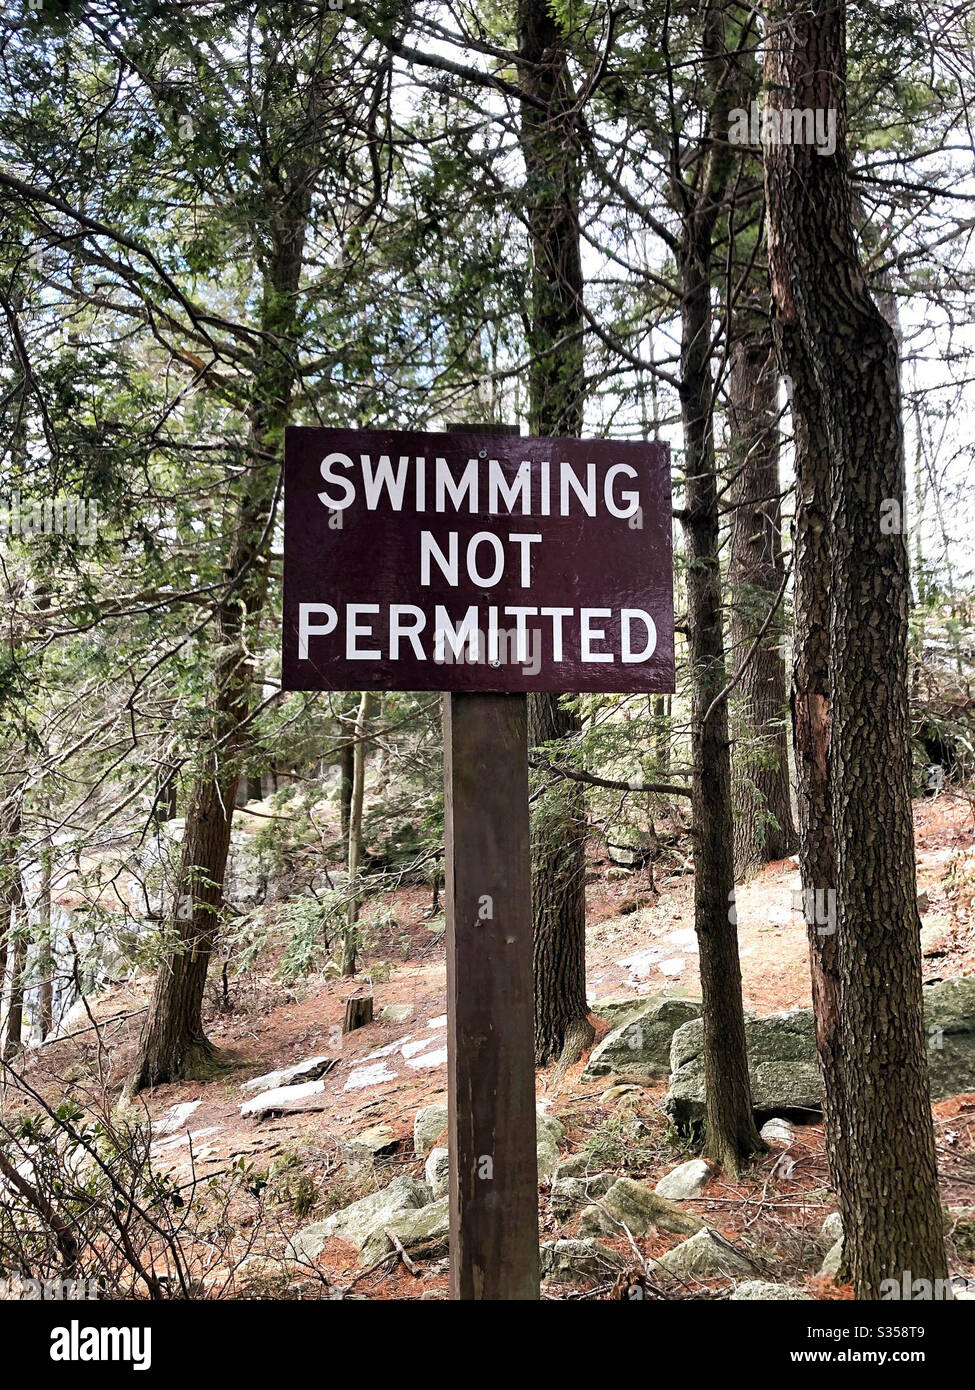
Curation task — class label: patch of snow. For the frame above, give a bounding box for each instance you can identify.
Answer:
[343,1063,398,1091]
[240,1079,328,1119]
[154,1100,202,1137]
[666,929,698,951]
[658,958,685,977]
[405,1046,447,1071]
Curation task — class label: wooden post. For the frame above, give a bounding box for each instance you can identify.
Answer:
[443,422,538,1301]
[444,692,539,1300]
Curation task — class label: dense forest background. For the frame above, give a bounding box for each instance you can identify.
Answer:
[1,0,974,1305]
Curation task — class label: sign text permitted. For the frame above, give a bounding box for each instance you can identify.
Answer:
[282,428,674,694]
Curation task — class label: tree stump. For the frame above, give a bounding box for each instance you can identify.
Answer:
[343,995,373,1034]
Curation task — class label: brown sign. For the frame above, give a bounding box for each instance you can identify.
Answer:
[281,427,674,694]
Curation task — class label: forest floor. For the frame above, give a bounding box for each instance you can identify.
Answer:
[7,792,975,1300]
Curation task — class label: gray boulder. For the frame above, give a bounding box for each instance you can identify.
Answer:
[380,1004,413,1023]
[360,1195,450,1264]
[584,995,702,1082]
[536,1107,566,1178]
[730,1280,812,1300]
[287,1175,431,1261]
[653,1158,712,1201]
[760,1117,796,1146]
[822,1211,843,1245]
[579,1177,704,1238]
[667,1010,821,1125]
[923,977,975,1100]
[413,1101,449,1158]
[424,1146,450,1199]
[820,1239,844,1278]
[540,1238,626,1283]
[551,1171,615,1220]
[666,979,975,1125]
[649,1228,756,1281]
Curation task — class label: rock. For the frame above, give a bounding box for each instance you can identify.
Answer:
[536,1106,565,1179]
[424,1146,450,1199]
[240,1079,329,1120]
[589,997,654,1027]
[579,1177,705,1238]
[287,1176,431,1260]
[555,1153,596,1179]
[343,1124,398,1161]
[413,1101,449,1158]
[923,977,975,1100]
[730,1281,812,1301]
[820,1239,844,1278]
[240,1055,335,1095]
[653,1158,712,1201]
[380,1004,413,1023]
[540,1238,626,1283]
[760,1117,795,1146]
[605,866,632,880]
[599,1084,644,1104]
[583,994,703,1083]
[822,1211,843,1245]
[360,1195,450,1264]
[551,1171,615,1220]
[649,1228,756,1281]
[667,1010,822,1125]
[668,981,975,1125]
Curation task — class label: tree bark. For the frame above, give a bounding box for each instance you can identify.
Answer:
[764,0,947,1296]
[777,315,851,1263]
[528,693,590,1068]
[127,179,310,1092]
[674,2,765,1172]
[339,738,354,855]
[516,0,593,1067]
[36,839,53,1040]
[727,332,797,878]
[343,690,375,977]
[3,892,26,1063]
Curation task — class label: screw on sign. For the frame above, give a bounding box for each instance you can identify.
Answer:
[281,425,674,1299]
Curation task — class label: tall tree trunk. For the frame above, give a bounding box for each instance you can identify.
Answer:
[339,737,354,856]
[528,694,590,1067]
[778,317,851,1264]
[516,0,593,1067]
[3,892,26,1063]
[343,690,375,977]
[127,187,310,1093]
[36,838,53,1040]
[1,803,24,1061]
[726,330,797,877]
[674,2,765,1173]
[764,0,947,1296]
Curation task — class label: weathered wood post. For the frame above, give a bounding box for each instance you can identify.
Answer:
[443,691,538,1298]
[443,424,538,1301]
